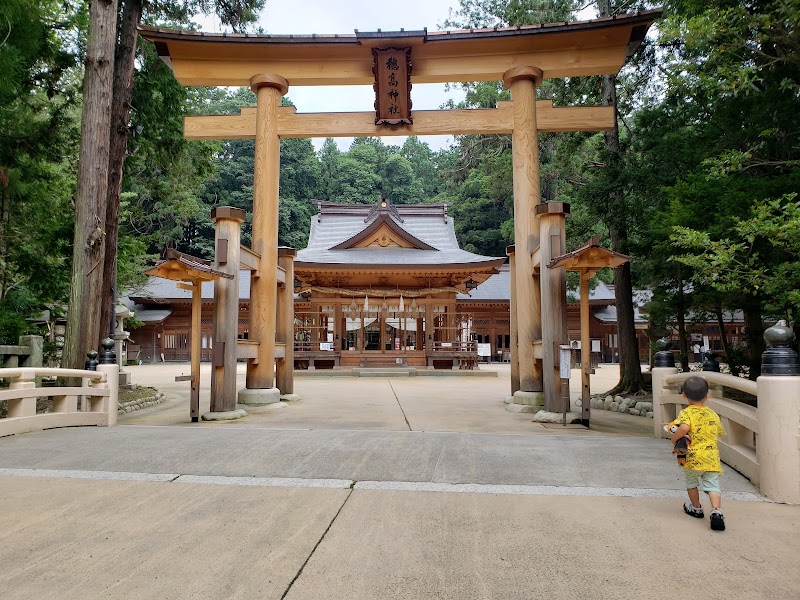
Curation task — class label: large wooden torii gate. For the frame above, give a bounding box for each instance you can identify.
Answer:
[140,10,659,413]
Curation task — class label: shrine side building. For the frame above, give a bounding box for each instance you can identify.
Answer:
[126,199,673,366]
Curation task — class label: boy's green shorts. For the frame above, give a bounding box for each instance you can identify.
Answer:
[684,469,721,493]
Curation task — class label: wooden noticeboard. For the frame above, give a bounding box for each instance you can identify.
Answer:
[372,47,412,125]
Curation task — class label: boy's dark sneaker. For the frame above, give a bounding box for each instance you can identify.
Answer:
[683,501,704,518]
[710,509,725,531]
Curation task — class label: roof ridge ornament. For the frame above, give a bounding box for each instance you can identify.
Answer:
[364,195,404,223]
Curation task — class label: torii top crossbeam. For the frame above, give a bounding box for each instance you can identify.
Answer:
[139,9,661,86]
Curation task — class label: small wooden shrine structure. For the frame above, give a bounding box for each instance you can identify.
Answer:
[549,235,630,424]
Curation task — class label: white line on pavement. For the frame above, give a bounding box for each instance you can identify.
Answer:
[0,468,766,502]
[354,480,767,502]
[174,475,353,489]
[0,468,178,482]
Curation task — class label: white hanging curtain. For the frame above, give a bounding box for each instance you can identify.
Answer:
[345,317,376,331]
[384,318,417,332]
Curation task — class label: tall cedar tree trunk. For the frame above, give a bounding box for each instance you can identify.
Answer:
[100,0,143,340]
[63,0,118,369]
[743,300,765,379]
[599,1,644,394]
[715,306,739,377]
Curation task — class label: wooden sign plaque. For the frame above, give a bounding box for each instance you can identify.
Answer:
[372,47,412,125]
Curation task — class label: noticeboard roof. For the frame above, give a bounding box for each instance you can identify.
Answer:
[548,236,630,271]
[144,249,232,283]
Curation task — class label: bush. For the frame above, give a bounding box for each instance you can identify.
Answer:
[0,306,28,344]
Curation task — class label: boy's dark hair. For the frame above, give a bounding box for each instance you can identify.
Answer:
[683,376,709,401]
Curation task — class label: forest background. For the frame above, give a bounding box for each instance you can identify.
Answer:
[1,0,797,386]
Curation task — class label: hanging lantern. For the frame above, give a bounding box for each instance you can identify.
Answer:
[381,298,389,312]
[364,296,369,312]
[350,298,358,315]
[410,298,418,314]
[399,295,405,312]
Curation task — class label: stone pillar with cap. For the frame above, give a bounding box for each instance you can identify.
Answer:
[114,303,132,387]
[503,66,544,409]
[246,73,288,398]
[756,323,800,503]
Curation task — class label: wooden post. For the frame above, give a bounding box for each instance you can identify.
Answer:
[247,74,288,392]
[507,245,520,394]
[276,247,296,394]
[503,66,544,395]
[210,207,245,413]
[580,269,591,425]
[424,303,432,360]
[190,280,201,421]
[359,305,365,351]
[334,300,342,351]
[536,202,570,413]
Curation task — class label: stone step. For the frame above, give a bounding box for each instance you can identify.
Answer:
[354,367,416,377]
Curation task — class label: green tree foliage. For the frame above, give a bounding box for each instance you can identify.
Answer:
[123,42,219,255]
[0,0,80,319]
[636,0,800,376]
[672,194,800,323]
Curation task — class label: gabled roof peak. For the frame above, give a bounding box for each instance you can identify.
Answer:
[364,196,404,224]
[314,198,449,223]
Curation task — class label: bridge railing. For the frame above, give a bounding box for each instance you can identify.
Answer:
[0,364,119,438]
[652,370,759,484]
[652,347,800,504]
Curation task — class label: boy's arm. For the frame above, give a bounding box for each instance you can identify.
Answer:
[671,423,690,443]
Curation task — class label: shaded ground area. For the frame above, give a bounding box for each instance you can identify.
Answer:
[0,426,760,493]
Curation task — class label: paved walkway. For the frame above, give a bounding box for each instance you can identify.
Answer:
[119,362,653,436]
[1,364,798,599]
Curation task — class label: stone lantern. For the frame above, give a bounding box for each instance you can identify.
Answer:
[114,303,133,386]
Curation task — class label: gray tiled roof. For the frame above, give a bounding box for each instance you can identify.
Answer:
[126,270,307,303]
[457,266,619,303]
[296,203,504,268]
[457,266,511,300]
[128,271,252,302]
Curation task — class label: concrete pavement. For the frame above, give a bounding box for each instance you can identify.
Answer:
[120,362,653,436]
[0,471,796,600]
[1,363,798,599]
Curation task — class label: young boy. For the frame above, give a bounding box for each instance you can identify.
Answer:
[671,375,727,531]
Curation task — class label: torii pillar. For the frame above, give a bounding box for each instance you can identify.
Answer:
[240,73,289,405]
[504,67,544,409]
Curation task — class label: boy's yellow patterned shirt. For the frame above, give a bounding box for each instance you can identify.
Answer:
[676,405,726,472]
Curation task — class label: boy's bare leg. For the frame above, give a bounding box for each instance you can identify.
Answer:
[708,491,721,510]
[687,488,701,508]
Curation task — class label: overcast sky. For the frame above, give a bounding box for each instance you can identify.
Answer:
[199,0,597,151]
